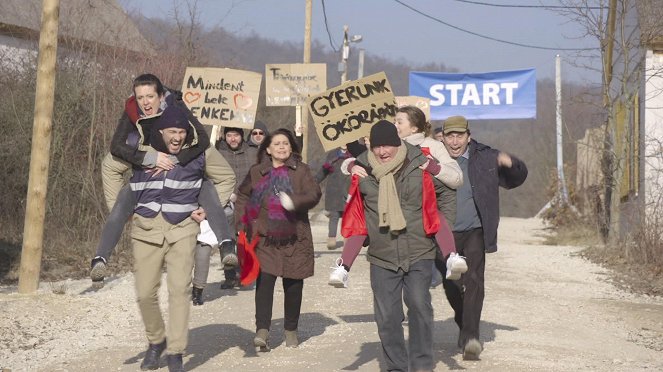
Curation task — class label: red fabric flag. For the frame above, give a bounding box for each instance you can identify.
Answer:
[237,231,260,286]
[341,175,368,238]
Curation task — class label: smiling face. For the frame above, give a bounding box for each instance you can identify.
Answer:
[251,129,266,145]
[442,131,471,159]
[266,134,292,166]
[371,145,400,164]
[160,127,187,154]
[134,84,163,116]
[394,112,417,138]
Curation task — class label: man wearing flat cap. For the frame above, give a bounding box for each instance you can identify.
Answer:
[130,105,236,371]
[355,120,455,372]
[439,115,528,360]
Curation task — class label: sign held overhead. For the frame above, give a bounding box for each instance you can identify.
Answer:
[265,63,327,106]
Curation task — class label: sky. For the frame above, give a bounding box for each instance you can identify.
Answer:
[119,0,603,83]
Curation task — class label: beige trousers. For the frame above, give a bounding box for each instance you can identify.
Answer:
[132,214,197,355]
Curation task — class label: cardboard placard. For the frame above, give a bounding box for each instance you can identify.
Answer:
[265,63,327,106]
[181,67,262,129]
[395,96,431,121]
[306,71,397,151]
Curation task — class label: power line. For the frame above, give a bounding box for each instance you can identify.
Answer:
[452,0,603,10]
[393,0,597,51]
[321,0,338,52]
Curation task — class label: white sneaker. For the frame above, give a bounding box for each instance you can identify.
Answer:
[328,258,349,288]
[446,253,468,280]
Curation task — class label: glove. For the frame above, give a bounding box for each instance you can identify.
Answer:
[279,192,295,211]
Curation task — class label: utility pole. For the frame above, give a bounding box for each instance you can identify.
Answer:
[340,25,349,83]
[556,54,569,205]
[298,0,312,162]
[18,0,60,294]
[358,48,365,79]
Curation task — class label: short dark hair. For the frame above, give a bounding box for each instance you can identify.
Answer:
[258,128,301,163]
[132,73,165,97]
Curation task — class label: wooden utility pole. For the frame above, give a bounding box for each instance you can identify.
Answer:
[18,0,60,294]
[299,0,312,162]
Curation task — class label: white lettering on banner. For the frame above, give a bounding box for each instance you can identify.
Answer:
[429,82,519,106]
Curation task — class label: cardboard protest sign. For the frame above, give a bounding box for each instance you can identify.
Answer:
[181,67,262,129]
[265,63,327,106]
[395,96,431,121]
[306,71,396,151]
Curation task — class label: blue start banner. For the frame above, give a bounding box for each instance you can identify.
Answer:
[409,69,536,120]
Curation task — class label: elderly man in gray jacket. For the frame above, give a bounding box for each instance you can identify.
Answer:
[356,120,455,372]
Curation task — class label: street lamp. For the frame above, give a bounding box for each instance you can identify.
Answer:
[339,25,362,83]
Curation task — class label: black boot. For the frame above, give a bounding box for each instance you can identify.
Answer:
[90,256,107,289]
[167,354,185,372]
[219,240,238,269]
[192,287,204,306]
[140,340,166,370]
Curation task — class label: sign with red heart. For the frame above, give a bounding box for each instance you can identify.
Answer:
[181,67,262,129]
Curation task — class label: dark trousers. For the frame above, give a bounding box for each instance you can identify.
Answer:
[254,271,303,332]
[437,228,485,347]
[370,259,434,372]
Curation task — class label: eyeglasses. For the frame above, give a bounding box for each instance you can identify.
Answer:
[252,130,264,135]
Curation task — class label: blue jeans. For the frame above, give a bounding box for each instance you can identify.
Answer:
[370,259,434,372]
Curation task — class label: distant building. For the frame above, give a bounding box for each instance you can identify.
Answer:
[0,0,153,71]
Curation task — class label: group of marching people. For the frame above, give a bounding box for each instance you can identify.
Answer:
[92,73,527,372]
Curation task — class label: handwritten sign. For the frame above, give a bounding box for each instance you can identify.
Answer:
[306,71,396,151]
[181,67,262,129]
[265,63,327,106]
[395,96,431,121]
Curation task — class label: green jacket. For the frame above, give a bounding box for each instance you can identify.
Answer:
[357,142,456,272]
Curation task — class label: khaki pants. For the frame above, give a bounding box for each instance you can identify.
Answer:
[132,214,197,355]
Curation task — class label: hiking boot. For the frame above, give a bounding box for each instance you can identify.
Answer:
[462,338,482,360]
[446,253,468,280]
[90,256,107,288]
[327,237,337,250]
[328,257,349,288]
[220,277,239,290]
[166,353,184,372]
[284,330,299,347]
[253,329,270,351]
[219,240,238,269]
[140,340,166,370]
[192,287,204,306]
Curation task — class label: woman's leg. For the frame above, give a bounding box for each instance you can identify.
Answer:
[255,271,277,331]
[192,243,213,289]
[93,184,135,262]
[282,277,304,331]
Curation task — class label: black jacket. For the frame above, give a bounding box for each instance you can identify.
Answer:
[466,139,527,253]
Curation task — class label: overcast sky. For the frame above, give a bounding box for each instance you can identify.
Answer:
[119,0,603,83]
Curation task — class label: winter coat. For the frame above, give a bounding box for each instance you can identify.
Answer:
[216,140,258,192]
[402,133,463,189]
[357,142,456,272]
[315,148,351,212]
[465,139,528,253]
[235,156,322,279]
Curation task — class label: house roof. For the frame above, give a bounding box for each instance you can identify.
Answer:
[0,0,153,54]
[637,0,663,51]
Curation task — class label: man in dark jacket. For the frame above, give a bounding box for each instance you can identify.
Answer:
[216,127,259,289]
[315,146,350,249]
[358,120,455,372]
[439,115,528,360]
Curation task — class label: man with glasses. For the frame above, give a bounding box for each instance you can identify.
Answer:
[247,120,269,148]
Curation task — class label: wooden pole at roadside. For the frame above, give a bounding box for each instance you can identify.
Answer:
[18,0,60,294]
[300,0,312,162]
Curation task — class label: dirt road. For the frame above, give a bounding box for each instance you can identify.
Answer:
[1,217,662,371]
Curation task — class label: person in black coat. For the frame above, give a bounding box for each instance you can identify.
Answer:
[439,115,528,361]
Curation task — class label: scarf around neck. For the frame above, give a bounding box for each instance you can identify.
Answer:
[242,164,296,244]
[367,144,407,233]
